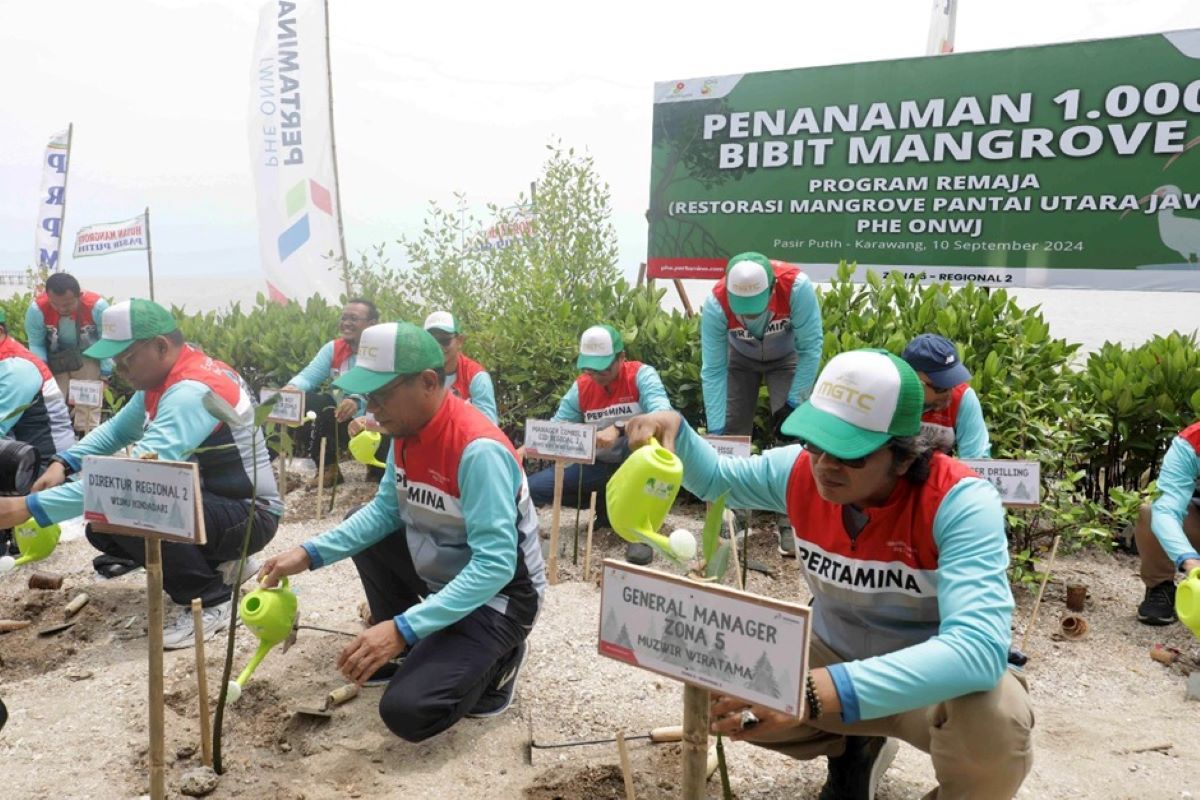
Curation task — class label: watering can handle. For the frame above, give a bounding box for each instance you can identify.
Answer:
[1189,567,1200,581]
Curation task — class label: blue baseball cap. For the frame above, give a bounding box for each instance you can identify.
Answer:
[900,334,971,390]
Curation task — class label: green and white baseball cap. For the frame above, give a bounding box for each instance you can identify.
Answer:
[725,252,775,315]
[781,349,923,459]
[576,324,624,371]
[333,322,445,394]
[423,311,459,334]
[84,298,178,359]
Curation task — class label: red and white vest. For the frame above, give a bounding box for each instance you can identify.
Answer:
[391,393,544,627]
[35,290,103,353]
[0,336,54,383]
[920,383,969,455]
[575,360,645,427]
[330,338,355,381]
[786,450,979,659]
[713,262,800,362]
[449,353,487,401]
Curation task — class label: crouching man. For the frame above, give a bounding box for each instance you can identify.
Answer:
[260,322,546,741]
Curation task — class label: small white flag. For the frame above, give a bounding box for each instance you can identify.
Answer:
[73,213,149,258]
[926,0,957,56]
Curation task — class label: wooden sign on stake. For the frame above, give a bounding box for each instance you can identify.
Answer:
[259,388,306,426]
[82,456,206,800]
[523,419,596,584]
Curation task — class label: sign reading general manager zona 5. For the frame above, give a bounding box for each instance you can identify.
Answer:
[599,560,810,715]
[648,30,1200,291]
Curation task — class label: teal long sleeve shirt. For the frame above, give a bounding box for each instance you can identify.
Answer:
[699,276,823,433]
[444,370,499,425]
[954,387,991,459]
[673,419,1013,722]
[0,359,44,435]
[301,438,524,643]
[24,298,113,376]
[1150,435,1200,569]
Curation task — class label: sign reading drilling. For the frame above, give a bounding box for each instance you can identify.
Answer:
[648,30,1200,291]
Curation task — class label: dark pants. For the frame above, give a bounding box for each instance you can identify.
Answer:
[527,460,621,528]
[351,524,527,742]
[304,392,348,466]
[724,347,797,435]
[87,491,278,606]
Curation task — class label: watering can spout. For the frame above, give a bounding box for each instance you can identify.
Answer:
[232,576,299,693]
[235,640,275,688]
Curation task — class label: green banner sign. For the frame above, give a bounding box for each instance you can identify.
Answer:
[648,30,1200,291]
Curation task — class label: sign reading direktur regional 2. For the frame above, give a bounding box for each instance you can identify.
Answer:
[599,560,810,716]
[82,456,204,544]
[649,30,1200,291]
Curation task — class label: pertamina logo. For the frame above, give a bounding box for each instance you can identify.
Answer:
[815,380,876,411]
[277,178,334,261]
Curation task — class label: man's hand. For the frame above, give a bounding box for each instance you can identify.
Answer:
[625,411,685,452]
[337,620,407,686]
[31,462,67,492]
[0,497,32,529]
[348,416,384,437]
[334,397,359,423]
[1182,557,1200,575]
[257,546,312,587]
[594,424,621,451]
[709,693,799,741]
[515,445,527,462]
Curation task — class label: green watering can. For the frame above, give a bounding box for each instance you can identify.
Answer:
[606,438,683,560]
[349,430,387,469]
[0,518,61,573]
[226,577,298,702]
[1177,567,1200,640]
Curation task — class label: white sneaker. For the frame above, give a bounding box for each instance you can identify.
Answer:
[162,600,231,650]
[217,555,263,588]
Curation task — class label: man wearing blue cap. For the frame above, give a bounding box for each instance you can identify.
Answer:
[259,322,546,741]
[901,334,991,459]
[0,299,282,649]
[627,349,1033,800]
[700,252,823,557]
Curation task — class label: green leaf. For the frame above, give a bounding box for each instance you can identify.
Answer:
[705,541,731,580]
[701,493,727,563]
[254,395,280,427]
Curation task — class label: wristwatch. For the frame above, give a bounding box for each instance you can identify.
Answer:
[49,454,75,476]
[614,420,627,434]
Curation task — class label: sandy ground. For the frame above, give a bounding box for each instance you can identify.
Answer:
[2,458,1199,799]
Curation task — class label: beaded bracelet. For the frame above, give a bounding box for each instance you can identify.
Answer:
[805,674,822,720]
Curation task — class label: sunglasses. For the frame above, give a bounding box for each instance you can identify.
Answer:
[799,440,883,469]
[430,333,455,348]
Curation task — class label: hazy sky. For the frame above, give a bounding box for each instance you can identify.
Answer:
[3,0,1200,303]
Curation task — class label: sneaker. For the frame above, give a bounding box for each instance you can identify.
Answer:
[217,554,263,588]
[467,641,526,719]
[363,658,403,687]
[162,600,231,650]
[818,736,898,800]
[625,542,654,566]
[1137,580,1177,625]
[778,521,797,558]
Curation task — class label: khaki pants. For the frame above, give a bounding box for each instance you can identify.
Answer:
[744,637,1034,800]
[1135,502,1200,586]
[53,357,103,432]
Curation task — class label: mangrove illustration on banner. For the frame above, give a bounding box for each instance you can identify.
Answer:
[648,29,1200,291]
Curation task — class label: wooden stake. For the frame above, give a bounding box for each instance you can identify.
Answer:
[146,539,165,800]
[635,262,646,288]
[547,460,565,585]
[725,511,744,591]
[191,599,213,767]
[1020,533,1061,652]
[316,438,328,519]
[583,491,597,582]
[673,279,694,317]
[681,683,710,799]
[616,730,637,800]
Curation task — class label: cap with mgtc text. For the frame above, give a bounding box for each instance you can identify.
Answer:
[84,298,178,359]
[781,349,923,459]
[333,322,445,394]
[901,333,972,390]
[725,252,775,316]
[423,311,460,334]
[576,324,624,371]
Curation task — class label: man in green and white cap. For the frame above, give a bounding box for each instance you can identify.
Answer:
[700,252,823,557]
[520,324,673,565]
[259,322,545,741]
[423,311,498,424]
[0,299,281,649]
[626,349,1033,800]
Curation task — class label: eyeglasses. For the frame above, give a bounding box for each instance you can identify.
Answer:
[918,379,952,395]
[430,333,455,348]
[114,339,153,370]
[365,375,414,407]
[340,314,371,323]
[799,440,885,470]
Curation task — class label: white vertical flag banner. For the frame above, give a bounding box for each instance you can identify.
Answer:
[73,214,149,258]
[926,0,957,56]
[249,0,345,303]
[36,128,71,271]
